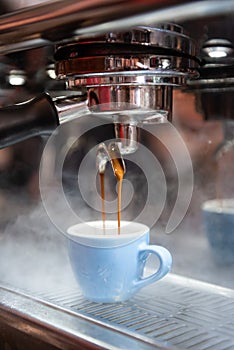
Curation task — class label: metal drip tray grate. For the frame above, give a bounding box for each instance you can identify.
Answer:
[12,274,234,350]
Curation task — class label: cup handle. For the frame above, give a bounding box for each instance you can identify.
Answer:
[134,244,172,290]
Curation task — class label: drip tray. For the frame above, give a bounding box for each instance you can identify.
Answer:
[0,274,234,350]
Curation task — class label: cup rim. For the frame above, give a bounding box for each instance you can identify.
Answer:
[67,220,149,248]
[202,198,234,214]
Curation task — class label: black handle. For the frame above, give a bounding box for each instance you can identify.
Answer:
[0,92,59,149]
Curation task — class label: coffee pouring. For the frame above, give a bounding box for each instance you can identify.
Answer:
[97,142,126,233]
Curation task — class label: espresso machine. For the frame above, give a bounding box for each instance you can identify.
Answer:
[0,1,234,349]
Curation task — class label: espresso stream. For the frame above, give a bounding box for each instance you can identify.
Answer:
[111,156,125,234]
[99,156,125,235]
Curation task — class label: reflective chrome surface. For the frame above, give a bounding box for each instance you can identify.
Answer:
[0,0,233,54]
[57,24,198,125]
[1,274,234,349]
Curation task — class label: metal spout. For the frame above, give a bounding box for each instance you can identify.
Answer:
[96,142,126,177]
[108,142,126,179]
[96,143,109,175]
[114,123,139,155]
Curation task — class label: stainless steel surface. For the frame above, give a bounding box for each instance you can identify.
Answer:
[114,123,139,155]
[68,84,174,122]
[56,24,198,78]
[54,93,88,124]
[58,23,198,124]
[0,1,233,54]
[1,274,234,350]
[56,23,198,144]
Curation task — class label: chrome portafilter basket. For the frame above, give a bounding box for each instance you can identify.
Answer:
[0,24,199,153]
[54,24,199,154]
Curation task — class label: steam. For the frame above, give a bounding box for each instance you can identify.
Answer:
[0,198,76,292]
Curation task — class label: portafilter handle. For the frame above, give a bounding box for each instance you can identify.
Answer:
[0,92,88,149]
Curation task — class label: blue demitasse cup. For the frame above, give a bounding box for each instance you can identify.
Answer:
[202,199,234,265]
[67,220,172,303]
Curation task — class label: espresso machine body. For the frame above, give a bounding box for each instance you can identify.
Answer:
[0,1,234,349]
